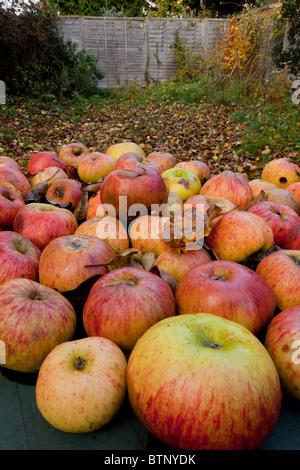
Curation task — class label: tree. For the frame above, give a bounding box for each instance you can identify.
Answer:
[49,0,148,17]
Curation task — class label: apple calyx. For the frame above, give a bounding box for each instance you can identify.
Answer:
[211,274,227,281]
[73,356,86,370]
[203,339,223,349]
[29,290,45,301]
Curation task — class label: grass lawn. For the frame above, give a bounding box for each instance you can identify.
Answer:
[0,76,299,179]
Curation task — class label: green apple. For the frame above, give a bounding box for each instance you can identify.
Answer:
[161,168,201,201]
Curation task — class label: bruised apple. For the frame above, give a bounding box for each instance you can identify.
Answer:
[261,158,300,189]
[161,167,201,201]
[45,179,83,211]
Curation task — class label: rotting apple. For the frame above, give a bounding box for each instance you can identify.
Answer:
[205,211,274,263]
[247,201,300,247]
[83,266,176,354]
[200,170,253,210]
[256,249,300,311]
[77,152,116,183]
[261,158,300,189]
[127,313,282,450]
[0,231,41,285]
[35,336,127,433]
[45,178,83,211]
[161,167,201,201]
[13,202,78,251]
[0,278,77,373]
[38,234,115,293]
[175,259,276,335]
[264,305,300,400]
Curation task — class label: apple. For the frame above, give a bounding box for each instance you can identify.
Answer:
[114,152,164,174]
[248,201,300,246]
[0,231,41,285]
[282,223,300,250]
[27,151,67,175]
[265,187,300,215]
[13,202,78,251]
[58,143,90,166]
[155,247,212,282]
[86,191,102,219]
[100,167,168,220]
[39,234,115,293]
[45,178,83,211]
[83,266,176,354]
[261,158,300,189]
[175,259,276,335]
[256,249,300,311]
[175,160,211,185]
[129,215,172,257]
[184,194,237,228]
[30,167,69,187]
[0,184,25,229]
[127,313,282,450]
[200,170,253,210]
[0,278,77,373]
[35,336,127,433]
[205,211,274,263]
[161,167,201,201]
[0,166,31,200]
[104,141,145,161]
[77,152,116,183]
[248,179,277,199]
[75,215,130,252]
[264,306,300,400]
[0,156,23,173]
[146,151,176,171]
[286,182,300,205]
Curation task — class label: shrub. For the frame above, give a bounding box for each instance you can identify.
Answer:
[0,0,104,98]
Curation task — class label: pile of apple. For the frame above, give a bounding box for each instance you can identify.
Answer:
[0,141,300,450]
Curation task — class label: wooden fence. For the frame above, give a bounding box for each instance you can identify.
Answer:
[56,16,230,88]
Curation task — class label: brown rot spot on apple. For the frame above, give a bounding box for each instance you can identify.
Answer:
[178,178,190,189]
[203,339,223,349]
[279,177,287,184]
[282,344,289,353]
[73,356,86,370]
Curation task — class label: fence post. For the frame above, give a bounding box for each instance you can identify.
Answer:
[144,17,150,84]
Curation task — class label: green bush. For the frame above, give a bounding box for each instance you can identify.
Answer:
[0,0,104,99]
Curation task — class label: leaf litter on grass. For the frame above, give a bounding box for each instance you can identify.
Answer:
[0,97,299,180]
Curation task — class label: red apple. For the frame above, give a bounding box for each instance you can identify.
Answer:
[100,167,168,220]
[104,141,145,161]
[0,156,23,173]
[146,151,176,170]
[175,160,211,184]
[200,170,253,210]
[286,182,300,205]
[256,249,300,310]
[205,211,274,263]
[13,203,78,251]
[248,179,277,199]
[39,234,115,292]
[35,336,127,433]
[77,152,116,183]
[0,184,25,229]
[45,178,83,211]
[0,231,41,285]
[129,215,172,257]
[114,152,164,174]
[248,201,300,246]
[30,167,69,187]
[127,313,282,450]
[83,266,176,354]
[282,223,300,250]
[27,151,67,175]
[155,247,212,282]
[0,166,31,200]
[0,278,77,373]
[264,306,300,400]
[261,158,300,189]
[58,143,89,166]
[175,260,276,335]
[75,215,130,252]
[86,191,102,219]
